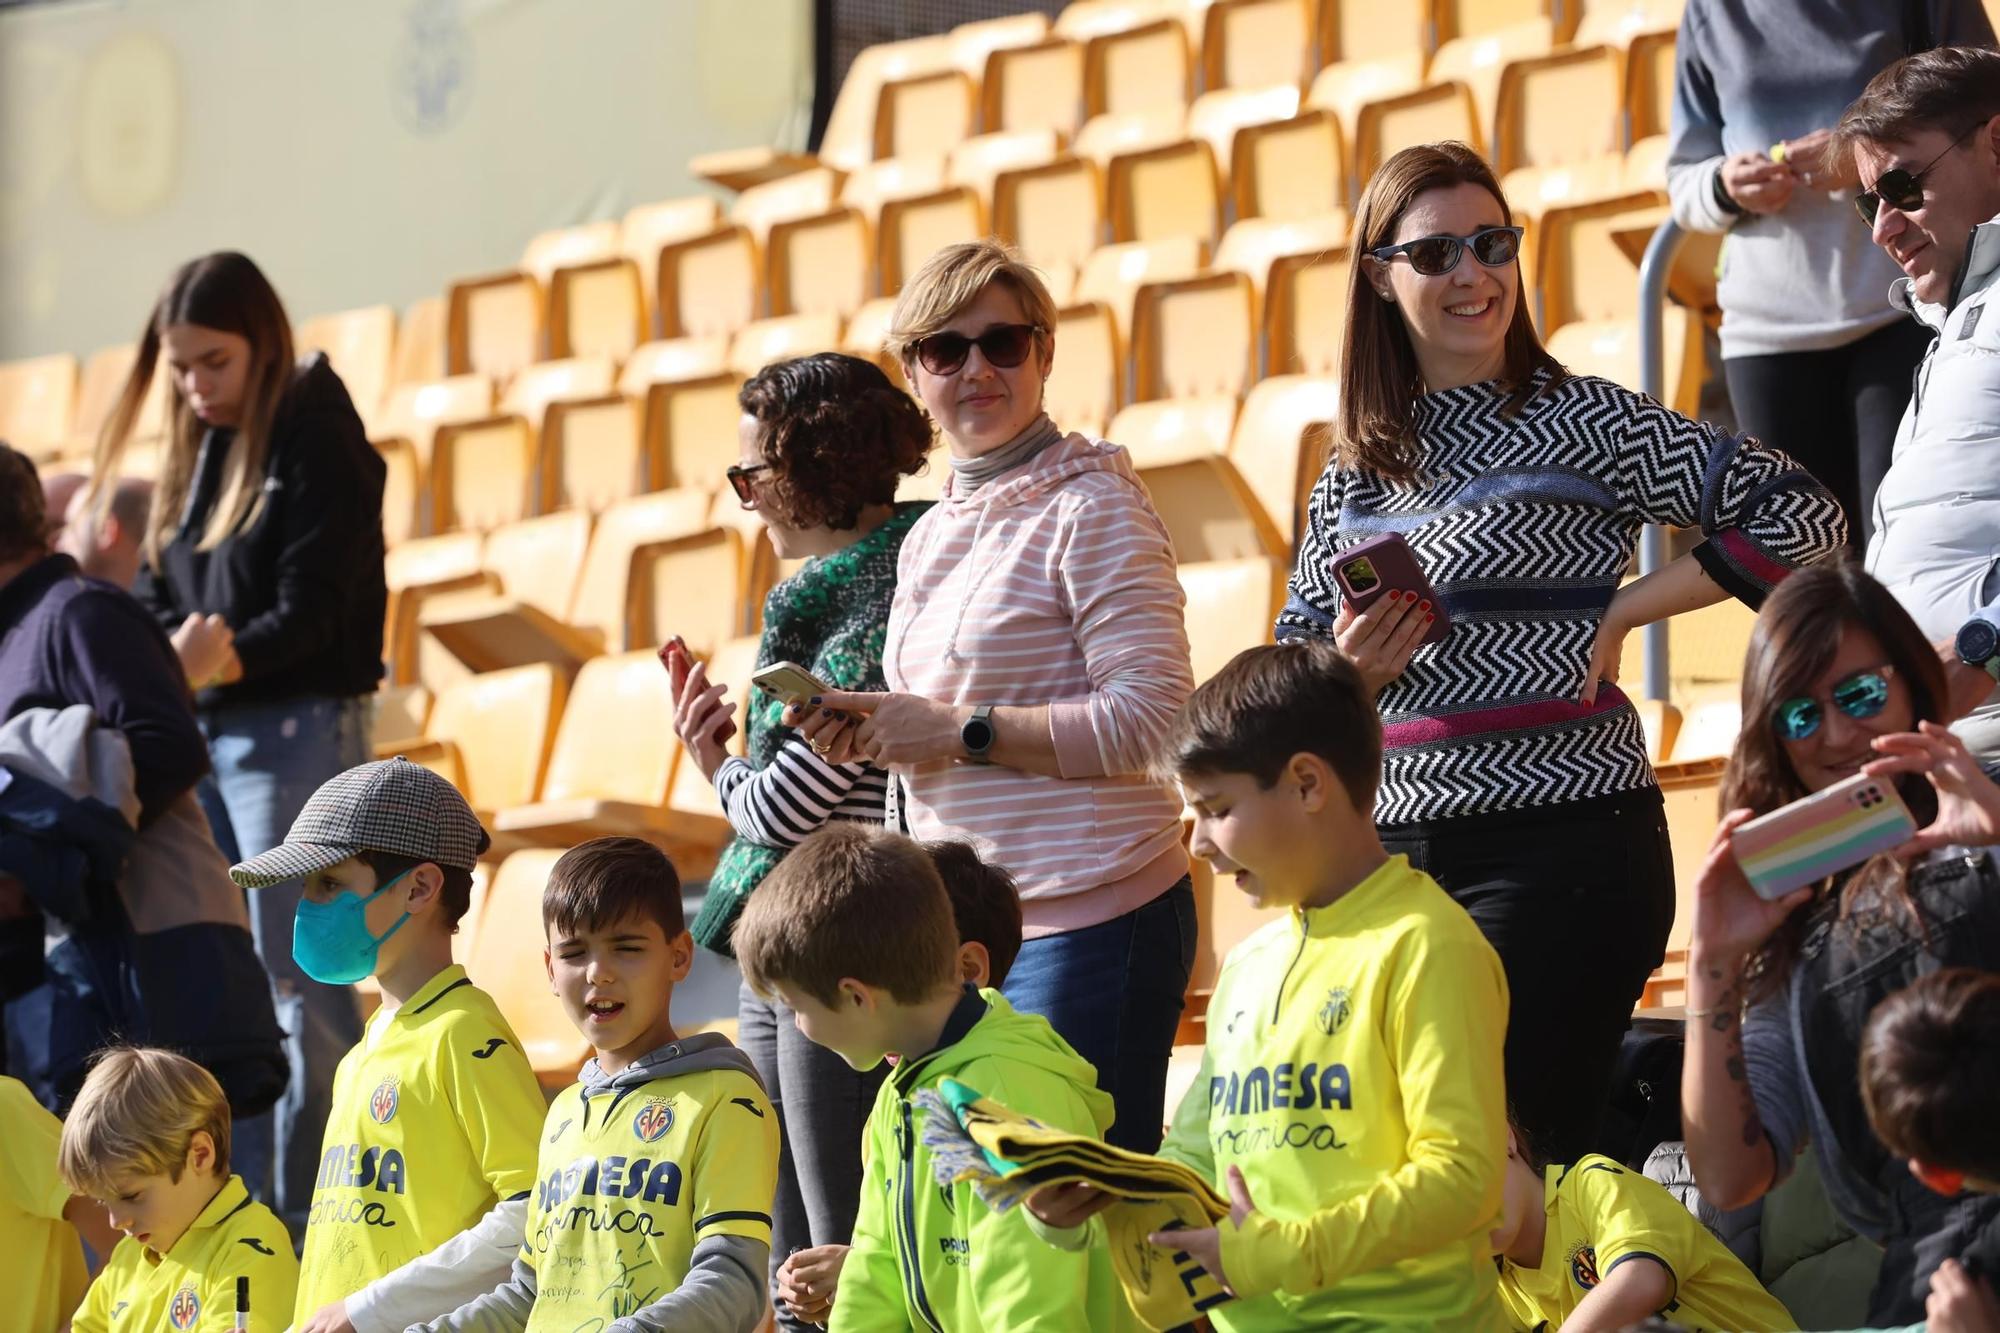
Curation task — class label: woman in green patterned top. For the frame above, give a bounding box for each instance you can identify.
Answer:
[662,351,931,1331]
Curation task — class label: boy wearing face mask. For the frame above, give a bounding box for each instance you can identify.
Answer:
[229,758,543,1333]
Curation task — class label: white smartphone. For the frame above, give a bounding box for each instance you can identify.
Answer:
[750,660,831,707]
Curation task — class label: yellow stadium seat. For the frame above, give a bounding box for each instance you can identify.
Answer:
[1573,0,1682,48]
[1350,80,1483,183]
[569,488,715,651]
[1633,697,1683,764]
[981,38,1088,138]
[876,68,978,160]
[452,862,493,965]
[536,340,731,518]
[393,296,448,390]
[429,357,616,533]
[1132,270,1255,401]
[1198,0,1313,91]
[1439,0,1554,42]
[813,36,957,173]
[630,526,749,655]
[1046,303,1122,438]
[843,297,904,384]
[1536,194,1670,329]
[461,848,582,1083]
[1667,595,1757,688]
[1075,236,1209,341]
[1079,16,1194,117]
[453,221,614,377]
[1106,137,1221,244]
[416,663,568,819]
[418,510,598,675]
[444,272,542,382]
[950,11,1053,76]
[1179,557,1286,683]
[382,531,488,687]
[0,355,77,457]
[1110,396,1285,563]
[949,131,1065,209]
[878,188,986,294]
[491,650,687,848]
[1228,373,1340,547]
[706,495,792,637]
[1544,307,1704,414]
[547,260,644,364]
[70,343,168,451]
[1304,53,1428,183]
[1074,107,1187,167]
[641,371,748,495]
[728,314,841,375]
[520,222,622,284]
[1626,28,1678,145]
[656,225,761,340]
[992,155,1106,279]
[766,208,874,320]
[377,436,422,548]
[839,156,950,224]
[1266,245,1352,376]
[621,195,726,294]
[731,168,844,245]
[1214,214,1350,296]
[1671,699,1741,764]
[1319,0,1435,64]
[1055,0,1185,41]
[373,373,495,522]
[1231,110,1345,221]
[1493,44,1624,177]
[371,683,433,752]
[1427,17,1557,151]
[1184,81,1303,175]
[296,307,397,424]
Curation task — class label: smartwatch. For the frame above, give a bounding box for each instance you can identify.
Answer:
[961,705,996,763]
[1957,615,2000,682]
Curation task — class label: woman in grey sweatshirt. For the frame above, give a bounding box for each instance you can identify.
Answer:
[1666,0,1993,548]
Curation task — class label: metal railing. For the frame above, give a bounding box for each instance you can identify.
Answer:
[1635,217,1686,703]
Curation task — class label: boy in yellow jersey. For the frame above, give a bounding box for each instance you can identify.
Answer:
[416,837,778,1331]
[4,1073,116,1332]
[59,1048,297,1332]
[227,758,544,1333]
[1491,1118,1794,1331]
[1028,640,1513,1331]
[734,825,1142,1333]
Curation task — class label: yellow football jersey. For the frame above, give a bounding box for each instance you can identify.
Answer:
[70,1175,296,1333]
[292,965,544,1323]
[0,1075,89,1333]
[520,1062,778,1330]
[1498,1157,1795,1332]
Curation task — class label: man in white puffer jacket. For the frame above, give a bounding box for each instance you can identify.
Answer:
[1837,46,2000,765]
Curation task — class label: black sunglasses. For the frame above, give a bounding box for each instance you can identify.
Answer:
[911,323,1042,377]
[725,462,773,506]
[1369,225,1524,277]
[1855,123,1980,225]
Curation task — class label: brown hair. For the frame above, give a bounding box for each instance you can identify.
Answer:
[542,837,685,941]
[733,824,958,1007]
[1861,968,2000,1182]
[357,849,476,933]
[59,1047,231,1199]
[91,252,298,566]
[1339,142,1564,483]
[924,839,1023,987]
[1721,563,1947,998]
[1832,46,2000,162]
[0,442,47,566]
[1164,639,1382,812]
[885,239,1059,367]
[739,353,932,530]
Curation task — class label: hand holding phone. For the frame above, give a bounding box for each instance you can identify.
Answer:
[1729,772,1918,901]
[752,661,833,707]
[1332,533,1449,649]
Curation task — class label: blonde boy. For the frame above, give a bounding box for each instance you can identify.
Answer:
[60,1048,297,1332]
[1030,641,1512,1330]
[228,758,544,1332]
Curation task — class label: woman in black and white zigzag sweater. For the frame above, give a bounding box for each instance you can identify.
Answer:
[1278,143,1846,1165]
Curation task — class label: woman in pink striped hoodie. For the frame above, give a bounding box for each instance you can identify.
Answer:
[800,241,1197,1152]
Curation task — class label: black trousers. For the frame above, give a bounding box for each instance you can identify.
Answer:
[1723,318,1934,550]
[1380,790,1676,1165]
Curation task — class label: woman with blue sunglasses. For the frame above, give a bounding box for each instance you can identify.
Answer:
[1682,563,2000,1324]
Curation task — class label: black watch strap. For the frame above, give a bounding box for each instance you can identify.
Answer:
[1712,164,1745,217]
[961,705,996,763]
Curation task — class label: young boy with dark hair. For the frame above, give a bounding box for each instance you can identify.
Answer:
[1029,640,1513,1330]
[228,758,545,1333]
[60,1048,297,1332]
[1491,1115,1793,1331]
[736,823,1138,1332]
[772,836,1029,1326]
[420,835,779,1332]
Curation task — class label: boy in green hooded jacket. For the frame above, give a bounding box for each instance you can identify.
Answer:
[734,824,1140,1332]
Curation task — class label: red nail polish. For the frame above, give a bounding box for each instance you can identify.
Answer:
[1425,614,1435,622]
[1418,600,1432,611]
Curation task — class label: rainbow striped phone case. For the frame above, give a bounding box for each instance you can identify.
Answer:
[1729,772,1917,900]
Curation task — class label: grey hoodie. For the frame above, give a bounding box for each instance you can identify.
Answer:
[410,1033,771,1333]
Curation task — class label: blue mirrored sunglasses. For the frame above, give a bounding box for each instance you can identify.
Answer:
[1772,667,1894,741]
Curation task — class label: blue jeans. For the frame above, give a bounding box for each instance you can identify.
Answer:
[200,695,370,1224]
[1000,877,1197,1153]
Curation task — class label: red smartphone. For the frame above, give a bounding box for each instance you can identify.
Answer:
[1331,533,1449,647]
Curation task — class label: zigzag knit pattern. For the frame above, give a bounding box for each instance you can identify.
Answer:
[1278,370,1846,825]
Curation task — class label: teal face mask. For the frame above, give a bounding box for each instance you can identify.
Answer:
[292,869,414,985]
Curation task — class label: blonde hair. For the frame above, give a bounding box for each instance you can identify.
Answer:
[92,251,297,566]
[884,240,1059,366]
[58,1048,231,1199]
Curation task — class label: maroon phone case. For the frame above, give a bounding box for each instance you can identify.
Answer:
[1331,532,1450,647]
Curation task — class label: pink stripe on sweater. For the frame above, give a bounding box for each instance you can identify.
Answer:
[1381,684,1633,748]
